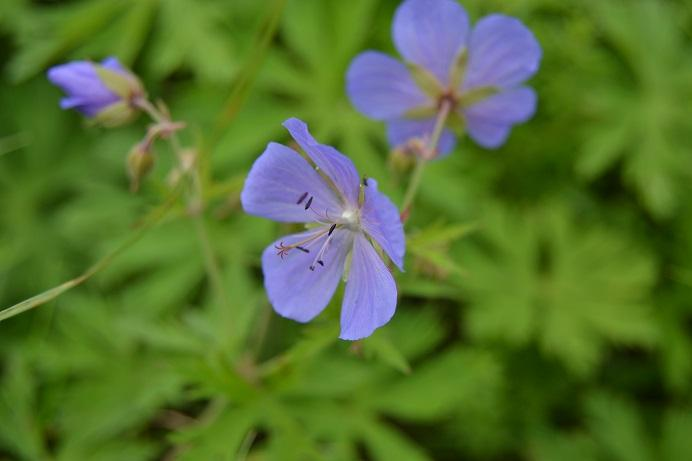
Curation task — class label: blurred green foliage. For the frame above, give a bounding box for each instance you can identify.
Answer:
[1,0,692,459]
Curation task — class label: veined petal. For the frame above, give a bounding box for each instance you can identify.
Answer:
[340,233,398,340]
[463,87,536,149]
[361,179,405,270]
[283,118,361,207]
[463,14,541,90]
[393,0,470,85]
[263,229,353,323]
[346,51,431,120]
[464,87,537,124]
[465,119,511,149]
[386,117,457,157]
[241,142,343,222]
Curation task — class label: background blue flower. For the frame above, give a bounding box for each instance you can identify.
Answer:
[47,57,133,117]
[347,0,541,153]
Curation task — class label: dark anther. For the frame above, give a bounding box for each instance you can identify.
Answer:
[317,260,324,267]
[296,246,310,253]
[328,224,336,236]
[309,265,315,271]
[304,196,313,210]
[362,176,368,186]
[296,192,308,205]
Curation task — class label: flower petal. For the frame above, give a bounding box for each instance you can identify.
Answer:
[101,56,127,74]
[464,87,537,124]
[463,14,541,90]
[340,233,398,340]
[393,0,470,85]
[346,51,431,120]
[48,61,99,94]
[463,87,536,149]
[283,118,361,206]
[465,119,511,149]
[263,229,353,323]
[386,117,457,157]
[241,142,343,222]
[47,61,119,116]
[361,179,406,270]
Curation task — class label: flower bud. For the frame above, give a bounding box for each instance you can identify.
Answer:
[127,142,155,192]
[47,57,145,127]
[389,144,418,173]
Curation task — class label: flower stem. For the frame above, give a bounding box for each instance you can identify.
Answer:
[0,187,182,322]
[137,99,232,315]
[400,98,453,222]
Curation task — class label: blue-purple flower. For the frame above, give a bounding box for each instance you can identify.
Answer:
[48,57,144,124]
[347,0,542,154]
[241,118,405,340]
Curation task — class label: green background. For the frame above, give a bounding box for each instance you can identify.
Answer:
[1,0,692,459]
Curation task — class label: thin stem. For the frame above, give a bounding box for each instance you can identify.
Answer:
[236,430,258,461]
[0,188,182,323]
[138,99,232,317]
[134,98,162,123]
[400,98,453,221]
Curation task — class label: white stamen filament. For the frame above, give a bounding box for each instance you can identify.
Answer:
[310,228,337,270]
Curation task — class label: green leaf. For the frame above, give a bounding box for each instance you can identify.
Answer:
[147,0,237,82]
[464,204,658,374]
[407,220,477,279]
[358,417,432,461]
[0,353,46,460]
[586,392,652,461]
[530,431,598,461]
[7,0,126,82]
[575,0,692,218]
[171,404,259,461]
[660,409,692,461]
[370,347,503,422]
[361,332,412,374]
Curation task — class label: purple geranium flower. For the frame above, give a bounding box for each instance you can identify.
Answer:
[48,57,142,118]
[241,118,405,340]
[347,0,541,154]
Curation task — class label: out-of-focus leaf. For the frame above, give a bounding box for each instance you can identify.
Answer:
[575,0,692,218]
[171,403,259,461]
[464,204,658,374]
[0,353,46,460]
[586,392,652,461]
[407,220,477,279]
[660,409,692,461]
[369,347,503,422]
[361,331,412,375]
[147,0,236,82]
[530,431,598,461]
[358,416,432,461]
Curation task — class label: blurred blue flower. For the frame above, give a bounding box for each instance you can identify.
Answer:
[347,0,542,153]
[48,57,144,123]
[241,118,405,340]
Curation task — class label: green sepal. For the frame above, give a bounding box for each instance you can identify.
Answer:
[94,66,143,100]
[90,100,138,127]
[458,86,499,108]
[448,49,468,90]
[404,105,437,120]
[446,111,466,136]
[406,62,443,98]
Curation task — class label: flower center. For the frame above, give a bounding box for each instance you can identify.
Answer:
[341,208,359,224]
